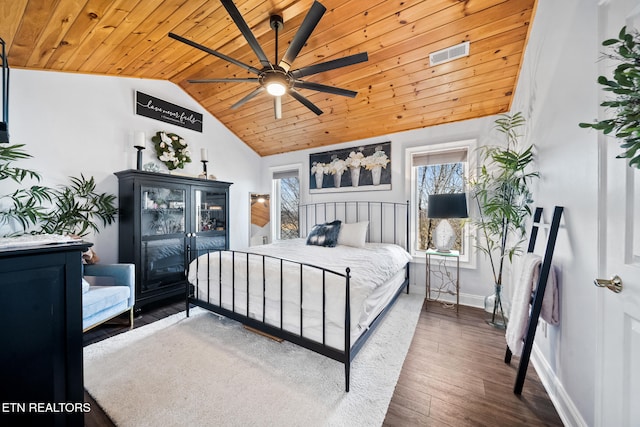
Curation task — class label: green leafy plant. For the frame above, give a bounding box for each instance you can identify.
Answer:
[37,175,117,237]
[579,26,640,169]
[1,144,117,237]
[0,144,53,232]
[469,112,539,327]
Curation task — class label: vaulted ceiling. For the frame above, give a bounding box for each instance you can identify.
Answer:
[2,0,536,156]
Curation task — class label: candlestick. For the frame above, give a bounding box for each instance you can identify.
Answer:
[201,148,208,161]
[134,131,146,149]
[133,131,146,170]
[135,146,144,170]
[201,160,208,178]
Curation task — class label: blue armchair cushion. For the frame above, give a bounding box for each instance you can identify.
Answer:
[83,285,130,320]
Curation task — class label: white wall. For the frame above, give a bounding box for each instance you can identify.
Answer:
[509,0,599,425]
[5,69,261,262]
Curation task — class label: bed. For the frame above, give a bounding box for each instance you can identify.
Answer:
[185,201,411,391]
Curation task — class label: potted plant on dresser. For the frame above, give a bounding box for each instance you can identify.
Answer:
[469,112,539,328]
[0,143,117,237]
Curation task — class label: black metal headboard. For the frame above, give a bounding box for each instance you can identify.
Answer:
[298,201,409,250]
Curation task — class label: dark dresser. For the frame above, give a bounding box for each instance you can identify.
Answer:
[0,240,91,427]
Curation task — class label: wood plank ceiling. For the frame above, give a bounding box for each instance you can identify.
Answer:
[1,0,537,156]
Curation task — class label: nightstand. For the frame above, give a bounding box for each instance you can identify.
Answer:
[425,249,460,313]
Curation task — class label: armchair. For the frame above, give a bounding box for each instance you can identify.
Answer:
[82,263,135,332]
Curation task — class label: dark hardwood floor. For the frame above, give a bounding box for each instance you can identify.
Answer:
[83,297,562,427]
[383,301,563,426]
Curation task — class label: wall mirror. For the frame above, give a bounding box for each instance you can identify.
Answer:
[250,193,271,245]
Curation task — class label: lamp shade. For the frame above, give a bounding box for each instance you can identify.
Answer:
[427,193,468,219]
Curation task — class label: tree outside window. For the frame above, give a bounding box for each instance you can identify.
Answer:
[278,176,299,239]
[416,162,466,252]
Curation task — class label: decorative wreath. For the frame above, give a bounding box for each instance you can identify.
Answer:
[151,131,192,170]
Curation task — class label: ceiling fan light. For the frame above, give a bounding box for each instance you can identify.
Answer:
[266,81,287,96]
[263,72,288,96]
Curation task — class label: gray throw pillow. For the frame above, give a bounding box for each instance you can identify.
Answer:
[306,220,342,247]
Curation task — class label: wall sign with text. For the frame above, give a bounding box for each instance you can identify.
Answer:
[135,91,203,132]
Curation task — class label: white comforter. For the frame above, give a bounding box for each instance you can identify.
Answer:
[187,239,411,350]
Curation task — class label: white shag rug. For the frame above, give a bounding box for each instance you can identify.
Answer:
[84,292,423,427]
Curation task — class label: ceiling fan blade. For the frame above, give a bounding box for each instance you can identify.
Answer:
[220,0,271,68]
[187,78,259,83]
[289,89,323,115]
[293,80,358,98]
[274,96,282,119]
[278,1,326,73]
[290,52,368,79]
[231,87,265,109]
[169,32,261,75]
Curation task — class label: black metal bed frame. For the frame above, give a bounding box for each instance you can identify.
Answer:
[185,200,410,392]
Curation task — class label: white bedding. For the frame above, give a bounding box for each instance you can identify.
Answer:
[187,239,411,350]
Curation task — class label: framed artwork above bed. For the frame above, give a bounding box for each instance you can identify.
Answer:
[309,142,391,193]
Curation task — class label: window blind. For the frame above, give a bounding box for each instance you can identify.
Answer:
[412,148,467,167]
[272,169,299,180]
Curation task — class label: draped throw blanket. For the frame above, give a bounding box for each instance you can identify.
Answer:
[506,253,559,357]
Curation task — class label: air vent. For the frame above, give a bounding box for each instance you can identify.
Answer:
[429,41,470,66]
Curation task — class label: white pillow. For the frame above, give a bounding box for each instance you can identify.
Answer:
[338,221,368,248]
[82,278,91,294]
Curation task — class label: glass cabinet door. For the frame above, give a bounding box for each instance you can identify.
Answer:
[193,188,227,254]
[141,187,186,236]
[140,186,186,293]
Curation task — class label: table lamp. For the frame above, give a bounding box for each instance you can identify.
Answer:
[427,193,468,252]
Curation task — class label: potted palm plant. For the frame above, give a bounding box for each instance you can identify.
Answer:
[1,143,116,237]
[0,143,52,232]
[470,112,539,328]
[36,174,117,237]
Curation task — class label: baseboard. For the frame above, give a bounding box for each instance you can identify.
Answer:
[531,344,588,427]
[460,293,484,308]
[408,275,490,309]
[424,291,485,309]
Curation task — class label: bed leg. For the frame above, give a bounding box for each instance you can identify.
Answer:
[405,264,410,294]
[505,347,512,364]
[185,277,191,318]
[345,363,350,393]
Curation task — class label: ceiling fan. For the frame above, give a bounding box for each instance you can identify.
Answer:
[168,0,368,119]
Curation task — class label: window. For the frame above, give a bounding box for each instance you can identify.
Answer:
[272,167,300,240]
[408,141,474,263]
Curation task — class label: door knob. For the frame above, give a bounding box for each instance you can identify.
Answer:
[594,275,623,293]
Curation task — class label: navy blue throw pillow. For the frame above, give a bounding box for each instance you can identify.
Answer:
[306,220,342,247]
